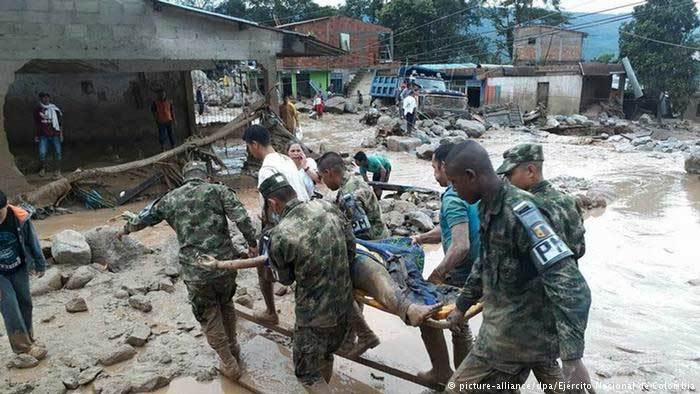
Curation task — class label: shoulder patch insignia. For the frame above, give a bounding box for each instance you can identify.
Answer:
[512,200,573,270]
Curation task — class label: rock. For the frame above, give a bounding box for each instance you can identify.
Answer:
[638,113,653,124]
[157,277,175,293]
[62,372,79,390]
[120,279,148,295]
[51,230,91,265]
[640,141,656,151]
[393,227,411,236]
[410,129,431,144]
[416,142,439,160]
[64,266,96,290]
[685,150,700,174]
[569,114,589,124]
[455,119,485,137]
[128,295,152,313]
[440,135,468,145]
[378,199,394,213]
[608,135,624,142]
[687,278,700,286]
[114,290,129,299]
[631,136,652,146]
[31,267,64,295]
[126,324,152,347]
[83,226,150,271]
[361,137,378,148]
[130,372,173,392]
[41,314,56,323]
[78,366,103,385]
[405,211,435,232]
[384,211,405,228]
[386,136,422,152]
[377,115,402,133]
[430,124,446,136]
[234,294,254,309]
[324,96,347,114]
[162,265,179,278]
[99,345,137,366]
[65,297,88,313]
[7,354,39,369]
[343,101,357,113]
[544,116,560,128]
[391,200,419,215]
[420,119,434,128]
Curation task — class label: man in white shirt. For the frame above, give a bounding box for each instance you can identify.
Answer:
[243,125,310,324]
[403,89,418,132]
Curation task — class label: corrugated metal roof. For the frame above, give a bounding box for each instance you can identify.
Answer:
[579,62,625,76]
[276,17,333,28]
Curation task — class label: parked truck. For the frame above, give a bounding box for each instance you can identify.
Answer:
[369,65,469,116]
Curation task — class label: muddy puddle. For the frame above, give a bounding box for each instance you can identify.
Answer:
[9,114,700,393]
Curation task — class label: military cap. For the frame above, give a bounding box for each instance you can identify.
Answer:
[259,173,290,199]
[182,161,208,178]
[496,143,544,174]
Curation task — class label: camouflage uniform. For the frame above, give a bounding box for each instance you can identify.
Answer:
[497,143,586,259]
[124,165,257,370]
[447,182,591,393]
[264,175,354,386]
[336,173,390,241]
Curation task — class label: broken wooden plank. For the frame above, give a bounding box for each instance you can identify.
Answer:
[366,182,438,195]
[116,173,163,206]
[234,304,444,391]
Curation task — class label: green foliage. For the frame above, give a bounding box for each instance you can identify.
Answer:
[212,0,337,25]
[339,0,384,23]
[591,53,616,64]
[619,0,699,111]
[377,0,488,63]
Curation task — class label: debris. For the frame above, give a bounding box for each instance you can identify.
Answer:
[65,297,88,313]
[51,230,92,265]
[128,295,153,313]
[324,96,347,114]
[405,211,435,232]
[31,267,64,295]
[235,294,255,309]
[157,277,175,293]
[62,372,79,390]
[416,142,440,160]
[482,103,523,127]
[638,113,654,124]
[77,366,104,386]
[384,211,405,229]
[41,314,56,323]
[370,372,385,381]
[7,354,39,369]
[455,119,486,137]
[126,324,152,347]
[114,290,129,299]
[99,344,137,366]
[685,150,700,174]
[64,266,97,290]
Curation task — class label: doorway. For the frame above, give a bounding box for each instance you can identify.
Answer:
[536,82,549,109]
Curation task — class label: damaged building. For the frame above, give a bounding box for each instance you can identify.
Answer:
[0,0,343,196]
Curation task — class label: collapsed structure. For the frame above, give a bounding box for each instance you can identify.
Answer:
[0,0,344,197]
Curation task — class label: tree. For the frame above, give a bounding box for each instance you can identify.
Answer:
[215,0,248,18]
[620,0,699,112]
[377,0,488,63]
[339,0,384,23]
[591,53,616,64]
[213,0,337,25]
[486,0,569,61]
[178,0,218,10]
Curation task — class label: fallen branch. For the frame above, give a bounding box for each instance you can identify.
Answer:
[367,181,439,195]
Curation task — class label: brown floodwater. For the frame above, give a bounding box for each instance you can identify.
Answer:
[21,114,700,393]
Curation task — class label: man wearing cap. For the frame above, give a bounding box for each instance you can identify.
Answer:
[118,161,257,381]
[497,143,585,260]
[261,173,354,392]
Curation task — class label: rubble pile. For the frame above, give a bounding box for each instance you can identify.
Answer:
[191,70,262,110]
[379,192,441,236]
[549,176,615,210]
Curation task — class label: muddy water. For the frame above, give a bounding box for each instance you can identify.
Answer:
[23,114,700,393]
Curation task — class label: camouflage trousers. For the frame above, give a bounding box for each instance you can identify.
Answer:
[0,265,34,354]
[447,354,584,394]
[293,323,349,386]
[185,273,240,358]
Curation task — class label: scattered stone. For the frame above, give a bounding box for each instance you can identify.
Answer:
[128,295,152,313]
[416,142,439,160]
[30,267,64,295]
[384,211,405,229]
[393,227,411,236]
[687,279,700,286]
[99,345,137,366]
[162,265,179,278]
[234,294,255,309]
[455,119,485,137]
[430,124,446,136]
[126,324,152,347]
[386,136,422,152]
[685,150,700,174]
[41,314,55,323]
[405,211,435,232]
[65,297,88,313]
[391,200,419,215]
[420,119,434,128]
[51,230,92,265]
[157,277,175,293]
[343,101,357,114]
[120,279,148,295]
[83,226,150,271]
[361,136,378,148]
[237,286,248,296]
[114,290,129,299]
[130,372,173,392]
[631,136,652,146]
[107,329,125,340]
[78,366,103,385]
[608,135,624,142]
[638,113,653,124]
[7,354,39,369]
[544,116,560,128]
[62,372,79,390]
[64,266,97,290]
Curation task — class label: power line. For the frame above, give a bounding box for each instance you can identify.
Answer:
[619,31,700,50]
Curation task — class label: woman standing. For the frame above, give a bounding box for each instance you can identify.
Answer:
[287,142,320,197]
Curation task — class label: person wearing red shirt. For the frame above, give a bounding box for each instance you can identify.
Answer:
[33,92,63,177]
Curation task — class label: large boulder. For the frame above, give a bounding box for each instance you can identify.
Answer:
[685,150,700,174]
[324,96,347,114]
[454,119,486,138]
[343,101,357,113]
[430,124,446,136]
[52,230,91,265]
[377,115,402,133]
[384,211,405,229]
[386,136,422,152]
[31,267,65,295]
[83,226,150,271]
[405,211,435,232]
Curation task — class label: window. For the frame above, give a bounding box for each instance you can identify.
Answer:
[528,37,537,45]
[339,33,350,51]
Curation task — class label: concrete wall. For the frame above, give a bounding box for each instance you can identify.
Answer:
[4,71,192,172]
[486,75,583,114]
[513,26,585,65]
[580,75,613,111]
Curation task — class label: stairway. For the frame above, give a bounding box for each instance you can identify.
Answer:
[345,70,374,97]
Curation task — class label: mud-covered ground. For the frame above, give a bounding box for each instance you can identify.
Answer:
[1,112,699,394]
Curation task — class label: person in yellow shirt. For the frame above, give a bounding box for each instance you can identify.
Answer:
[279,96,299,134]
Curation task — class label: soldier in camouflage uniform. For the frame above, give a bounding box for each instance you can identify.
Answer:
[444,141,595,394]
[119,161,257,381]
[497,143,585,260]
[261,174,354,392]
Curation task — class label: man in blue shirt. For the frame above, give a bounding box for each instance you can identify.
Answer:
[411,143,480,385]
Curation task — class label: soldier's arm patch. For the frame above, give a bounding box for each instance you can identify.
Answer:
[512,200,573,271]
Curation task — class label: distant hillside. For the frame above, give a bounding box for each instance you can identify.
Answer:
[473,12,625,61]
